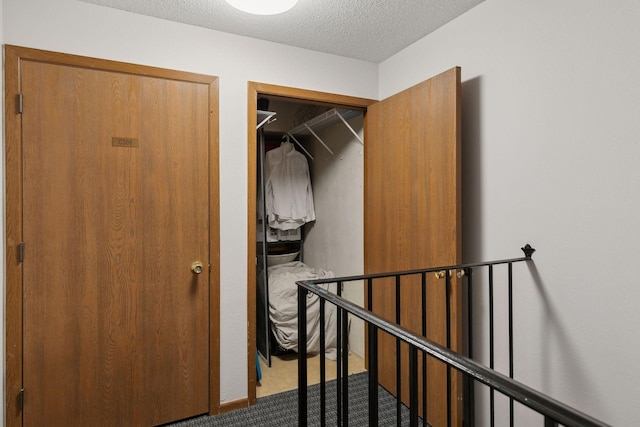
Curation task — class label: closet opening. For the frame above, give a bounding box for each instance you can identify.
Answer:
[247,83,376,403]
[247,68,462,420]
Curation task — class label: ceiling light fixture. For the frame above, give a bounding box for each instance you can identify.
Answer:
[225,0,298,15]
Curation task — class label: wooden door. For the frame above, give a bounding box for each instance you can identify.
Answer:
[364,67,462,426]
[18,56,211,426]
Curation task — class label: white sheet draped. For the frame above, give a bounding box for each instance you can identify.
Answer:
[267,261,339,359]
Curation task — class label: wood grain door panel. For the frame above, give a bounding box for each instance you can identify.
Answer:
[364,67,462,426]
[21,60,210,426]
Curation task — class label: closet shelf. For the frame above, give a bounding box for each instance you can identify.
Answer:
[257,110,277,130]
[286,108,363,157]
[288,108,360,135]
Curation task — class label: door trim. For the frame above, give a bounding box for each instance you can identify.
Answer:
[4,45,221,426]
[246,81,374,403]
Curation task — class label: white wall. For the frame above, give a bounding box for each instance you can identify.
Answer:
[5,0,639,424]
[381,0,640,425]
[1,0,378,408]
[302,114,365,358]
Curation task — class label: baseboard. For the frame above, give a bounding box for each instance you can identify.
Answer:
[219,397,251,414]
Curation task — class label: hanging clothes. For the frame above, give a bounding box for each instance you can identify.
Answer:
[265,141,315,230]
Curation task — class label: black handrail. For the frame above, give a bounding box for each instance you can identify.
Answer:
[296,245,610,427]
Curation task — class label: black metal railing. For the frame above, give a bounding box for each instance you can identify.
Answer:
[296,245,610,427]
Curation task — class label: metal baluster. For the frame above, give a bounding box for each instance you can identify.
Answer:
[367,277,378,426]
[368,323,379,426]
[544,416,559,427]
[446,271,452,427]
[422,272,428,426]
[466,268,475,426]
[489,265,495,427]
[298,288,308,427]
[410,346,419,427]
[342,307,350,426]
[320,298,326,427]
[337,283,343,426]
[396,275,402,427]
[509,263,514,427]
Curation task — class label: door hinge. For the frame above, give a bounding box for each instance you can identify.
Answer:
[18,242,24,263]
[19,389,24,411]
[18,94,23,114]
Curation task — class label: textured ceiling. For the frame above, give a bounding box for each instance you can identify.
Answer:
[79,0,485,63]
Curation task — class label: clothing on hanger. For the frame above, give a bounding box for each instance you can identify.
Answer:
[264,141,315,230]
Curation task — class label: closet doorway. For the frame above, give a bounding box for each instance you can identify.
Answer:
[247,67,461,425]
[255,98,368,396]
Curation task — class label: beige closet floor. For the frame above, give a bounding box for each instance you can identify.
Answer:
[257,353,366,398]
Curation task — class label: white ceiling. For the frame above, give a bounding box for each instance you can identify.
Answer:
[79,0,485,63]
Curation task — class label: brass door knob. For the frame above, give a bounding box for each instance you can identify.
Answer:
[191,262,204,274]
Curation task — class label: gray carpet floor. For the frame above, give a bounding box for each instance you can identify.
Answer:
[166,372,418,426]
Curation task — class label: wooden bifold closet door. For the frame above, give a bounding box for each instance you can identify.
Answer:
[364,67,462,426]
